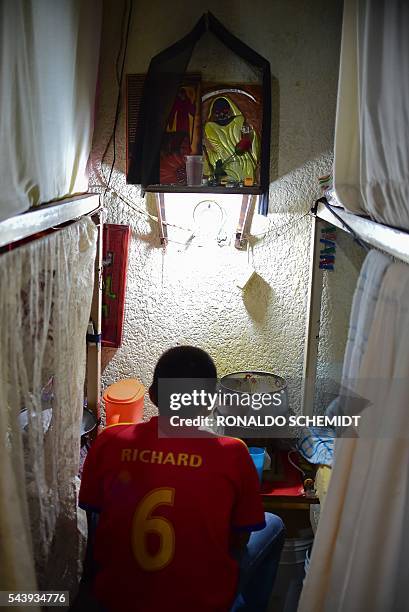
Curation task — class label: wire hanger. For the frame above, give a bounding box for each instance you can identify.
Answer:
[314,196,370,252]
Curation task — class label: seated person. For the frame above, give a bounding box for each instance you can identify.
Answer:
[77,346,285,612]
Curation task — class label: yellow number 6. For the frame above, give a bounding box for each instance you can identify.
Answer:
[131,487,175,571]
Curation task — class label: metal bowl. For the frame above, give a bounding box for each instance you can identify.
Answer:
[218,370,289,418]
[81,407,98,437]
[18,407,98,440]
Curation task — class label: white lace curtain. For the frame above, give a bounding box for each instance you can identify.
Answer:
[0,217,97,597]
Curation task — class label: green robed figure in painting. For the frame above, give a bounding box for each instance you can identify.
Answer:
[204,96,260,183]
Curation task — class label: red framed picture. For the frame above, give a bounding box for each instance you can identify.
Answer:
[102,224,131,348]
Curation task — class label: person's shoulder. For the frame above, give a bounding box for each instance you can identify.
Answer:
[215,436,248,453]
[211,437,251,474]
[94,420,151,447]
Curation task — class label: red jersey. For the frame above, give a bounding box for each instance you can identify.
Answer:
[79,417,265,612]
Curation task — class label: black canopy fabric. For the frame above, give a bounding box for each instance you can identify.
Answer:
[128,12,271,215]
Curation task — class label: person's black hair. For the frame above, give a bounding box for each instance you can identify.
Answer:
[149,346,217,407]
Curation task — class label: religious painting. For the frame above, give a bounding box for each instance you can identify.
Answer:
[201,83,262,185]
[159,74,202,185]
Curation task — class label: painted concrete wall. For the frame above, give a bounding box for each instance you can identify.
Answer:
[91,0,365,418]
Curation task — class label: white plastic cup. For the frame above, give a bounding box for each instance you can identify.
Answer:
[185,155,203,186]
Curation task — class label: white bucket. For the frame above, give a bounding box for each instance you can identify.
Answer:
[270,535,313,612]
[280,537,312,564]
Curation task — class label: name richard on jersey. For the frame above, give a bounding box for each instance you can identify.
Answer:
[121,448,202,467]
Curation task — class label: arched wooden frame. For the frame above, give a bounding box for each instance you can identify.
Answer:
[128,12,271,215]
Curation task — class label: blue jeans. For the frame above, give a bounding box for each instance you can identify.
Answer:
[231,512,286,612]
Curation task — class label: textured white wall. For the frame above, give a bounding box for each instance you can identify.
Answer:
[91,0,365,418]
